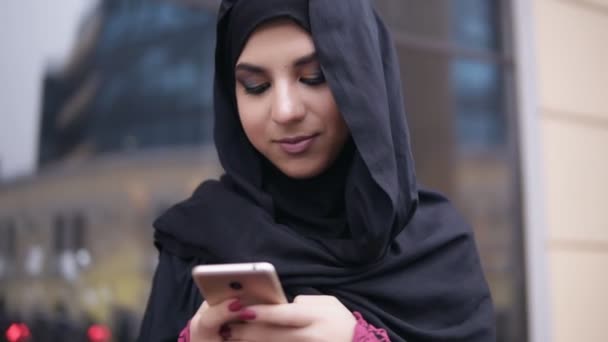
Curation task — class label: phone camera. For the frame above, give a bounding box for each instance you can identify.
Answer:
[229,281,243,290]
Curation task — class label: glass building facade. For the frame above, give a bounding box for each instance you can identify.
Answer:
[38,0,216,167]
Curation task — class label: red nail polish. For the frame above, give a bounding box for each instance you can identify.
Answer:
[239,309,256,321]
[228,299,242,312]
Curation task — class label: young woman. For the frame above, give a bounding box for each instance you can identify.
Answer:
[138,1,496,341]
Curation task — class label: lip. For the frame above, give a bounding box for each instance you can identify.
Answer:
[276,134,319,155]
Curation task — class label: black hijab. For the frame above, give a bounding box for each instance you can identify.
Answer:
[152,0,495,340]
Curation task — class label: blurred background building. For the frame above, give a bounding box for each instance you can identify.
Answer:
[0,0,606,341]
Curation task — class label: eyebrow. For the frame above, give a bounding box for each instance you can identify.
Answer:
[293,52,318,67]
[235,52,318,74]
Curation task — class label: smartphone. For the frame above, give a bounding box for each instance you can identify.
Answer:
[192,262,288,306]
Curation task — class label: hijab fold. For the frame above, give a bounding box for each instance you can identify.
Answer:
[153,1,495,340]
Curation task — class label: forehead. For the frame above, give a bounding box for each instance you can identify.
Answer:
[237,19,316,63]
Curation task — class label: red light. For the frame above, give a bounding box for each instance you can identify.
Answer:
[5,324,21,342]
[87,324,111,342]
[5,323,31,342]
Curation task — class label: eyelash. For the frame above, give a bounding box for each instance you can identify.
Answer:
[244,84,270,95]
[243,73,326,95]
[300,73,326,86]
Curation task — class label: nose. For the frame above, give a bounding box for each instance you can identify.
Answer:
[271,80,306,125]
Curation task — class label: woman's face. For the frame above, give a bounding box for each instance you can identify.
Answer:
[235,19,349,179]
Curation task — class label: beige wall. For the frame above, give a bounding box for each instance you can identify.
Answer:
[534,0,608,340]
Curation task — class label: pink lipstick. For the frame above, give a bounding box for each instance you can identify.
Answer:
[277,134,318,155]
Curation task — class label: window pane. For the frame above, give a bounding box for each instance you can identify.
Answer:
[72,213,87,251]
[450,0,502,51]
[53,215,67,254]
[6,220,16,260]
[375,0,502,52]
[452,59,507,151]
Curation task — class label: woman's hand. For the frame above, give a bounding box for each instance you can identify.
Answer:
[226,295,356,342]
[190,298,256,342]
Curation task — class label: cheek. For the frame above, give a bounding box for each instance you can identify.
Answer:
[236,95,268,141]
[313,91,347,136]
[239,112,266,150]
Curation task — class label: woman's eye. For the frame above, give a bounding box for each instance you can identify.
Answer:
[244,83,270,95]
[300,72,326,86]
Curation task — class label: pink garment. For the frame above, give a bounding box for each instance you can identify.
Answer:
[179,311,390,342]
[352,312,390,342]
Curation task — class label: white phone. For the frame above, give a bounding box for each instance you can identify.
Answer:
[192,262,288,306]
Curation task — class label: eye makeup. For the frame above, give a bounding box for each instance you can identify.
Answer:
[300,71,326,86]
[235,53,326,95]
[236,71,270,95]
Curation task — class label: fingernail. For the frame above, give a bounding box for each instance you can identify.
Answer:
[228,299,242,312]
[239,309,256,321]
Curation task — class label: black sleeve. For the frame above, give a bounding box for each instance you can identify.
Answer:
[137,249,203,342]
